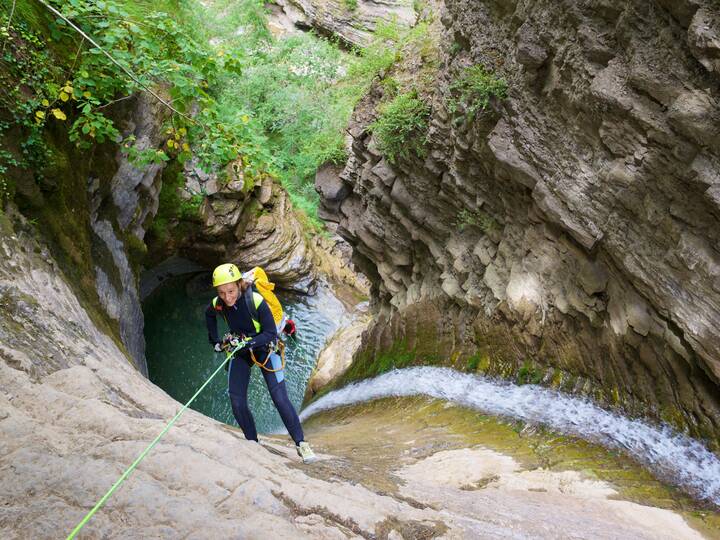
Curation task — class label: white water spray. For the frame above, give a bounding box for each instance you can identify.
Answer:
[301,367,720,506]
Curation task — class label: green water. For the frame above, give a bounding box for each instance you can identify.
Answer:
[143,272,348,433]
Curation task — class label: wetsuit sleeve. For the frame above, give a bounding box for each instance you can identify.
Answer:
[205,304,220,345]
[247,299,278,350]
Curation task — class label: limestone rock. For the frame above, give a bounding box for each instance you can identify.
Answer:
[318,0,720,440]
[515,23,547,69]
[315,163,349,218]
[305,314,371,400]
[110,93,169,240]
[88,92,172,375]
[155,165,317,292]
[270,0,416,48]
[668,90,720,148]
[228,187,316,292]
[688,7,720,75]
[0,218,483,539]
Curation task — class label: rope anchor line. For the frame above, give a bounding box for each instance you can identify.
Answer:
[66,343,245,540]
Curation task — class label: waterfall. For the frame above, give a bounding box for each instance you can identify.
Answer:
[301,367,720,506]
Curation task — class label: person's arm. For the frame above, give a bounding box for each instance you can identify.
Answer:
[205,304,221,345]
[247,299,278,350]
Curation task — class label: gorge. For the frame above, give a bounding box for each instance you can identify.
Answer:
[1,0,719,538]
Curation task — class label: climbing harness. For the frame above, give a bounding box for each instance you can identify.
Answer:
[222,332,287,373]
[65,341,248,540]
[250,339,287,373]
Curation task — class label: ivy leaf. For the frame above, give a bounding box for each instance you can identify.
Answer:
[51,109,67,121]
[59,92,69,102]
[35,111,45,119]
[41,99,50,107]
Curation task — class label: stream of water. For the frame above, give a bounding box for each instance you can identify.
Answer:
[301,366,720,506]
[143,272,348,433]
[144,273,720,506]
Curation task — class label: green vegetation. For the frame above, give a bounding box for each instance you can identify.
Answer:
[455,208,499,233]
[359,18,439,166]
[466,353,481,370]
[368,91,430,163]
[343,0,359,11]
[215,27,352,226]
[517,359,544,385]
[449,40,463,57]
[150,161,204,244]
[205,7,439,227]
[0,0,430,231]
[0,169,11,204]
[448,64,508,119]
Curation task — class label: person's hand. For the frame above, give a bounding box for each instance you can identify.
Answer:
[283,319,297,339]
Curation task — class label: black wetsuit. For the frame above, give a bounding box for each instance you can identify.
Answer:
[205,294,304,444]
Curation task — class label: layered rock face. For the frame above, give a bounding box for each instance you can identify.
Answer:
[321,0,720,442]
[271,0,416,47]
[154,157,317,292]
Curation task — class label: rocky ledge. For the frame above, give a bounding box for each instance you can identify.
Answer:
[149,156,317,292]
[270,0,416,48]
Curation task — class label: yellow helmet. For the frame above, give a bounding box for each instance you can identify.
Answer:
[212,263,241,287]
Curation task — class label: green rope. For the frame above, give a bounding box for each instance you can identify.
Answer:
[66,344,244,539]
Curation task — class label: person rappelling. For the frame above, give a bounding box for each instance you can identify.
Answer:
[205,263,317,463]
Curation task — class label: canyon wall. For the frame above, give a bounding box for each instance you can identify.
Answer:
[319,0,720,444]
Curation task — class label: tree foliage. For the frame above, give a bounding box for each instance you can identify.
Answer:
[369,91,430,164]
[0,0,423,229]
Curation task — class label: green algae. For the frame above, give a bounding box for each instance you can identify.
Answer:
[301,396,720,539]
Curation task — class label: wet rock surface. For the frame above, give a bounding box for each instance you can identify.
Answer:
[0,213,443,539]
[1,210,717,539]
[319,0,720,442]
[295,397,719,539]
[305,310,371,401]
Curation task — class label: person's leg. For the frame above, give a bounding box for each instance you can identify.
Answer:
[260,351,304,445]
[227,354,258,442]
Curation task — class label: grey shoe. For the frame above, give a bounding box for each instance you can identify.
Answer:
[296,441,318,463]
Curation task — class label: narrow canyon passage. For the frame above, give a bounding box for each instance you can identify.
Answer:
[2,0,720,538]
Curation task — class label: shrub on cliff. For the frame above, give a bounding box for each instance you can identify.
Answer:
[368,91,430,164]
[448,64,508,119]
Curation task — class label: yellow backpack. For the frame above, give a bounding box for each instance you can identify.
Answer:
[243,266,284,328]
